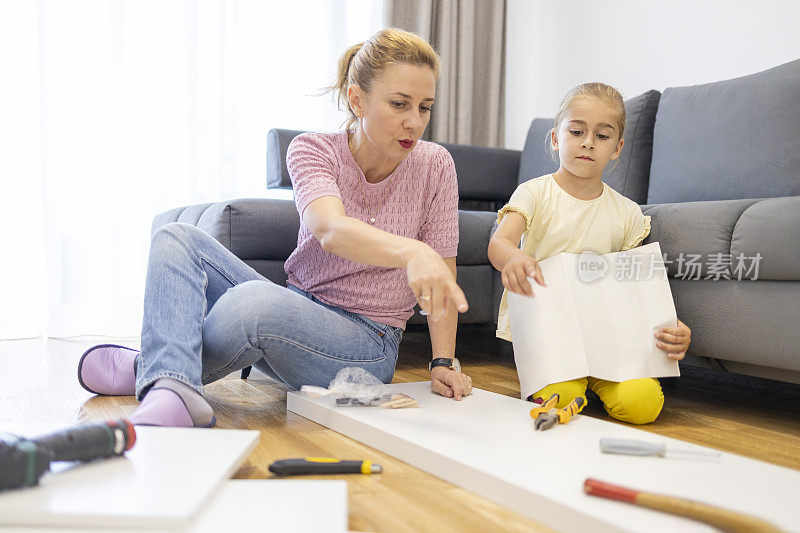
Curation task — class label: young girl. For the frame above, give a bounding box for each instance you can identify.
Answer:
[488,83,691,425]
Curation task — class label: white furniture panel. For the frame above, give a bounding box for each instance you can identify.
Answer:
[0,480,348,533]
[288,382,799,532]
[0,427,259,529]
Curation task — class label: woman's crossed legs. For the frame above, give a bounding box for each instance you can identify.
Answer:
[79,223,401,427]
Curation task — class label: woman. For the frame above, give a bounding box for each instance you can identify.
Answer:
[77,28,473,428]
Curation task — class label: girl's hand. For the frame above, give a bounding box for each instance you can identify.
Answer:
[655,319,691,360]
[406,244,468,320]
[430,367,472,400]
[502,251,546,296]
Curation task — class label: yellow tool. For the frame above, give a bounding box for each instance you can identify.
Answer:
[531,395,586,431]
[529,393,560,419]
[556,396,585,423]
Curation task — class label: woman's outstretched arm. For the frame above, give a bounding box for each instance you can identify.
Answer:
[303,195,467,319]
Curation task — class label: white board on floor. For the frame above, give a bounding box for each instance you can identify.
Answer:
[287,382,799,533]
[0,480,348,533]
[0,426,259,529]
[185,480,348,533]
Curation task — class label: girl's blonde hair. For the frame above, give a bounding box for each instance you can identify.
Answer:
[329,28,441,130]
[548,82,626,163]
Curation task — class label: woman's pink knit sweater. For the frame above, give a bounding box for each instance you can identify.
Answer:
[284,130,459,328]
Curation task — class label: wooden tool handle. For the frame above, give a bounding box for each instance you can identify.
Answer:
[584,479,784,533]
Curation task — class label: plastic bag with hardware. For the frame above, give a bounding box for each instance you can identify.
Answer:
[300,367,418,408]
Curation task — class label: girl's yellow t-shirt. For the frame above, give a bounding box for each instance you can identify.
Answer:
[495,174,651,342]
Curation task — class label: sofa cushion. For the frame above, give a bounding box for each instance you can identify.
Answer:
[517,90,660,205]
[643,199,760,278]
[440,142,520,202]
[517,118,558,185]
[671,279,800,372]
[648,59,800,204]
[610,90,660,205]
[731,197,800,281]
[267,129,306,188]
[406,265,496,325]
[244,260,290,287]
[456,210,496,265]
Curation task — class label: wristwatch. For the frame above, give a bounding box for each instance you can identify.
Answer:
[428,357,461,373]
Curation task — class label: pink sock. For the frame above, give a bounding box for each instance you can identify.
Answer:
[130,389,194,427]
[130,379,215,428]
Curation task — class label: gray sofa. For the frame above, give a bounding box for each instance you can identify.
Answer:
[155,58,800,385]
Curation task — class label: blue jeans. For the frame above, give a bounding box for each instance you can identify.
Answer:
[136,223,403,400]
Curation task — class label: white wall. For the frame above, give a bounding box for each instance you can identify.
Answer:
[504,0,800,150]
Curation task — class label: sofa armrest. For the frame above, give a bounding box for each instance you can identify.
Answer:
[153,198,300,260]
[642,198,759,278]
[151,203,216,236]
[731,196,800,280]
[642,197,800,280]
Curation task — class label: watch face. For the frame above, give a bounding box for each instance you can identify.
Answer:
[452,358,461,373]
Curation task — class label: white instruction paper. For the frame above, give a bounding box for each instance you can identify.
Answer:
[509,242,679,400]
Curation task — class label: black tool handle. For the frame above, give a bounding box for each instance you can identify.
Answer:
[269,458,364,476]
[32,419,136,463]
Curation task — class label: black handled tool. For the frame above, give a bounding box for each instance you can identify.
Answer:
[269,457,382,476]
[0,419,136,491]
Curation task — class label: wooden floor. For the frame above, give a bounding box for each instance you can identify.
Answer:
[1,328,799,532]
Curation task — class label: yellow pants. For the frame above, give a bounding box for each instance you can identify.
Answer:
[531,377,664,425]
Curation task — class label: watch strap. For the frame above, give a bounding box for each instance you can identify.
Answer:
[429,357,454,372]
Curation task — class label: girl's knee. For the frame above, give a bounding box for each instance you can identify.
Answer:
[605,379,664,425]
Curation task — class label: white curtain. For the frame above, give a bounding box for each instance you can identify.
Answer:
[0,0,385,340]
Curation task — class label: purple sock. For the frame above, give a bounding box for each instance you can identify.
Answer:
[130,378,215,428]
[77,344,138,395]
[130,389,194,427]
